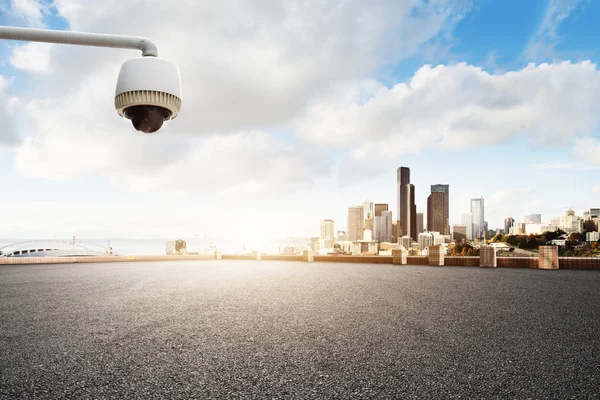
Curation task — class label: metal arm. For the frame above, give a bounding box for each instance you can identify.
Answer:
[0,26,158,57]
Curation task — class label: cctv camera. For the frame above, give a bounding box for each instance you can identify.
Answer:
[115,57,182,135]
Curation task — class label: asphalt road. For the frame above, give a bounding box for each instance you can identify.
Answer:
[1,261,599,399]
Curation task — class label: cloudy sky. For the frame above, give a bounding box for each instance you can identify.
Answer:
[1,0,600,245]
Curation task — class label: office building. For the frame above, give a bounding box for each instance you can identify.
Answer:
[524,214,542,224]
[416,212,424,234]
[427,185,449,235]
[587,231,600,242]
[347,206,364,241]
[504,217,514,234]
[470,198,485,239]
[429,185,449,235]
[401,236,412,249]
[320,219,334,241]
[363,200,374,221]
[418,232,435,250]
[374,203,388,217]
[461,213,473,240]
[584,208,600,220]
[397,166,417,240]
[453,224,467,242]
[374,210,393,243]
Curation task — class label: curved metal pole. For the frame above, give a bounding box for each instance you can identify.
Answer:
[0,26,158,57]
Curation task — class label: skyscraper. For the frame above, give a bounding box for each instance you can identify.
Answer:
[374,210,393,242]
[504,217,515,234]
[397,166,417,240]
[416,212,424,234]
[427,184,449,235]
[320,219,334,241]
[348,206,364,241]
[461,213,473,240]
[524,214,541,224]
[374,203,388,217]
[470,198,485,240]
[362,200,374,220]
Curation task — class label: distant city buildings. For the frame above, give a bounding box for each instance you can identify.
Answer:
[461,213,473,240]
[470,198,485,240]
[524,214,542,224]
[587,231,600,242]
[347,206,364,241]
[363,199,374,232]
[320,219,334,241]
[374,203,388,217]
[416,212,424,234]
[504,217,514,235]
[374,210,393,243]
[428,184,449,235]
[398,166,416,240]
[453,224,467,242]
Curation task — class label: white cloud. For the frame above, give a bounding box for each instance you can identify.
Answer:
[8,0,469,192]
[524,0,583,60]
[296,61,600,177]
[10,0,47,27]
[572,137,600,167]
[9,42,53,73]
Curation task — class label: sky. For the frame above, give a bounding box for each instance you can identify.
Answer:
[1,0,600,245]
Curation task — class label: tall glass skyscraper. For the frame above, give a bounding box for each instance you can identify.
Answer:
[470,198,485,240]
[397,166,416,240]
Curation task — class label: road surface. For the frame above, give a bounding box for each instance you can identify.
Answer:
[1,261,599,398]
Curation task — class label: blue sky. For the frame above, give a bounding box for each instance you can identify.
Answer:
[1,0,600,247]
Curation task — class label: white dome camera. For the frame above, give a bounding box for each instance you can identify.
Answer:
[115,57,182,135]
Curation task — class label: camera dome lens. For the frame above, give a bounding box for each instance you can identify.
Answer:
[124,105,172,134]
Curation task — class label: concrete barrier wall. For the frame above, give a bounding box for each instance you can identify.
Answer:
[262,255,303,262]
[314,256,393,264]
[2,253,599,270]
[558,257,600,270]
[221,254,255,261]
[444,256,480,267]
[497,257,538,268]
[406,256,429,265]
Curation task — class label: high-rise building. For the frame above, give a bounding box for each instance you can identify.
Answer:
[470,198,485,239]
[363,200,374,221]
[583,208,600,232]
[320,219,334,241]
[374,210,393,243]
[583,208,600,220]
[461,213,473,240]
[397,166,417,240]
[347,206,364,241]
[504,217,515,234]
[392,221,398,243]
[453,225,467,241]
[401,236,412,250]
[416,212,424,234]
[524,214,542,224]
[418,232,434,250]
[427,184,449,235]
[429,184,449,235]
[374,203,388,217]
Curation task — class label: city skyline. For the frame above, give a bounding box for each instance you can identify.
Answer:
[1,1,600,243]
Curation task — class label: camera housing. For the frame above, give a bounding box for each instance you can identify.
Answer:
[115,57,182,135]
